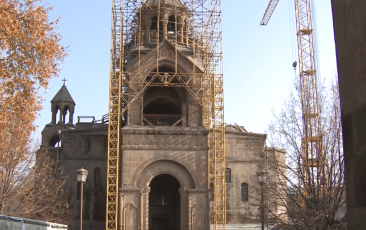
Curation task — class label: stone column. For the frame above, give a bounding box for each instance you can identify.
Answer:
[69,109,74,124]
[59,108,63,123]
[142,187,150,230]
[118,193,124,230]
[139,193,143,230]
[162,21,168,40]
[179,22,184,44]
[179,187,189,230]
[52,109,56,124]
[185,22,189,47]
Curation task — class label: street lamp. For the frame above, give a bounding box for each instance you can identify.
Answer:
[257,172,268,230]
[76,167,88,230]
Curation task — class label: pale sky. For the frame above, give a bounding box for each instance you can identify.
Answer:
[35,0,337,138]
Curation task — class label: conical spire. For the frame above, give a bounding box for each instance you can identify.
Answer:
[51,84,75,104]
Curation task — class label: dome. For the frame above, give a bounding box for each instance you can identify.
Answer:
[146,0,184,7]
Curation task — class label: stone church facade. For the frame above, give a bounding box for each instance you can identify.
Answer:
[40,1,285,229]
[41,84,284,230]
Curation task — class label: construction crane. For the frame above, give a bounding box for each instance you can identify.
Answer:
[260,0,325,197]
[106,1,122,230]
[106,0,225,229]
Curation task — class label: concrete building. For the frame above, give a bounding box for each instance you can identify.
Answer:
[40,1,285,229]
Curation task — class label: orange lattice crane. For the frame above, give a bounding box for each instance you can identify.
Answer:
[261,0,325,197]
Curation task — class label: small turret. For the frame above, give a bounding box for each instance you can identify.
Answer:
[50,84,75,125]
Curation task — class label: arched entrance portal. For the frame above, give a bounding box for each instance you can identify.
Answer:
[149,174,180,230]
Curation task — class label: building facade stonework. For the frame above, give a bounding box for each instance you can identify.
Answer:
[40,1,285,229]
[41,86,285,230]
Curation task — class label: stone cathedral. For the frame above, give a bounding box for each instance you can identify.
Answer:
[40,1,285,230]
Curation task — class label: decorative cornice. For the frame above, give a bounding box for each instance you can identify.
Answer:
[187,189,209,194]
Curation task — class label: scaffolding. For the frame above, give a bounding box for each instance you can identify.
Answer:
[107,0,225,229]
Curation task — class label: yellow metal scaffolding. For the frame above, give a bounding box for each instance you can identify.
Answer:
[107,0,225,229]
[106,1,123,230]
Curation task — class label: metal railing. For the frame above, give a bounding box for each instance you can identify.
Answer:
[143,114,183,126]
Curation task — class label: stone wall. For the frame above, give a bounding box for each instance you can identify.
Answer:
[224,131,266,225]
[48,128,108,230]
[332,0,366,229]
[119,125,210,230]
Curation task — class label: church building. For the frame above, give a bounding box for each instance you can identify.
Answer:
[40,0,285,229]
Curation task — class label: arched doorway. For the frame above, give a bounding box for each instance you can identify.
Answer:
[149,174,180,230]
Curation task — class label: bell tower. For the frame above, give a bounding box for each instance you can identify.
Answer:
[50,84,75,125]
[113,1,213,230]
[107,1,224,229]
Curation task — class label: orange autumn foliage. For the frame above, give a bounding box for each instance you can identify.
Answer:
[0,0,65,159]
[0,0,66,133]
[0,0,67,219]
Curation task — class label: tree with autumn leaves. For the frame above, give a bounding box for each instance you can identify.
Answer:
[0,0,69,222]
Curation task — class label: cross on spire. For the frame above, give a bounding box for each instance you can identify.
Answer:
[62,78,67,85]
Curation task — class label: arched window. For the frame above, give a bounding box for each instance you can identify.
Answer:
[225,168,231,183]
[167,15,176,32]
[49,134,60,147]
[241,183,248,201]
[94,167,100,185]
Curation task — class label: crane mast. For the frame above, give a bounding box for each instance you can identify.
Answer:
[106,1,225,229]
[261,0,325,197]
[106,1,123,230]
[294,0,325,198]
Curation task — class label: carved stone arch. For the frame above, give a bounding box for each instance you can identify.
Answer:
[157,58,189,73]
[143,87,182,110]
[48,131,61,147]
[141,53,192,77]
[131,156,196,187]
[134,160,195,189]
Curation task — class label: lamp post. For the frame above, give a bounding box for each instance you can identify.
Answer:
[258,172,268,230]
[76,167,88,230]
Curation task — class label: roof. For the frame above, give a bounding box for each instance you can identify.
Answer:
[51,84,75,104]
[146,0,184,7]
[225,124,247,133]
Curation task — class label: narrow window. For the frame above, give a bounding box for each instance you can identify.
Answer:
[241,183,248,201]
[167,15,176,32]
[150,16,158,30]
[209,183,214,201]
[225,168,231,183]
[94,167,100,185]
